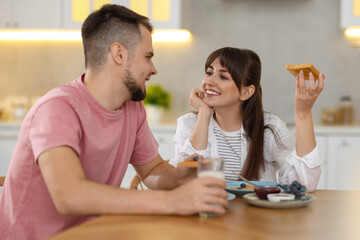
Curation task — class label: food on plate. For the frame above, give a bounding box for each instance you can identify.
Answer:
[277,181,307,200]
[254,186,281,200]
[285,63,325,80]
[267,193,295,202]
[177,160,197,168]
[230,184,255,190]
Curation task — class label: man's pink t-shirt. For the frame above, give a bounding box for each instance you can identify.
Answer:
[0,75,159,239]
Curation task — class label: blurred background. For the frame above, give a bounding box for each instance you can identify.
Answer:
[0,0,359,124]
[0,0,359,191]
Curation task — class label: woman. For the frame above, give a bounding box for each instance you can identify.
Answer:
[169,47,324,192]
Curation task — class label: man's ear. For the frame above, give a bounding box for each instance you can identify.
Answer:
[240,85,255,101]
[110,42,128,65]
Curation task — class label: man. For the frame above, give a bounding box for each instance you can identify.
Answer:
[0,4,228,240]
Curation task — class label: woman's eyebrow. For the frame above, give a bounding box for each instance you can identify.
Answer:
[208,65,229,73]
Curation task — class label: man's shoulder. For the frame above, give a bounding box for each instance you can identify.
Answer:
[125,101,146,114]
[41,79,80,100]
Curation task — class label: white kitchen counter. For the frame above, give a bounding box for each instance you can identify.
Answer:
[1,121,360,191]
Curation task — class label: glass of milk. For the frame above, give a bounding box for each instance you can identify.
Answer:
[197,158,225,218]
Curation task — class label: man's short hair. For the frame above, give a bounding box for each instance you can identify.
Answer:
[81,4,153,71]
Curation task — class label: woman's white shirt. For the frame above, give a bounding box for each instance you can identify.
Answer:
[169,112,321,192]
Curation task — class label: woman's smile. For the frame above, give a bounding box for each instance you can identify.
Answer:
[205,89,221,97]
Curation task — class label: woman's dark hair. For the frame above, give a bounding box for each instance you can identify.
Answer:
[205,47,283,180]
[81,4,153,71]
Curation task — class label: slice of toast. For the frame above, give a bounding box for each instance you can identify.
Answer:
[177,160,197,168]
[285,63,325,80]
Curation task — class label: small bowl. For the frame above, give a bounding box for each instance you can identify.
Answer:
[254,186,281,200]
[267,193,295,202]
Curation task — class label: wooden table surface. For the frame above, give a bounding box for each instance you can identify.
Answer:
[49,190,360,240]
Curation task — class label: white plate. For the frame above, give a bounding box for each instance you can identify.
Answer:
[226,181,279,197]
[227,192,236,201]
[243,193,315,209]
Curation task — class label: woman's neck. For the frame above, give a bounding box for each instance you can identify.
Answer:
[214,106,243,132]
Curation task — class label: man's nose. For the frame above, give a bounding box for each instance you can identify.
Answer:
[151,62,157,75]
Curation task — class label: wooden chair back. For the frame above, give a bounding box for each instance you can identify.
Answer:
[129,174,144,190]
[128,160,171,190]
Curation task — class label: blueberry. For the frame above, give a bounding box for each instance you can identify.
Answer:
[292,180,300,189]
[240,183,246,188]
[291,186,298,192]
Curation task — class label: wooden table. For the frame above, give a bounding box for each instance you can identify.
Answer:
[50,190,360,240]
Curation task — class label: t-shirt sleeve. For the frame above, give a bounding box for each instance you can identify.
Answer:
[129,104,159,165]
[29,98,82,163]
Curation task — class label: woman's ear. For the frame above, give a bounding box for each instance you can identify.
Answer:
[240,85,255,101]
[110,42,127,65]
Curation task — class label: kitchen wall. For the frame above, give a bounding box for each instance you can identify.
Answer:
[0,0,359,124]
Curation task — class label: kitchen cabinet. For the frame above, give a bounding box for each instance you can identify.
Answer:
[122,125,360,190]
[315,125,360,191]
[0,122,176,190]
[341,0,360,28]
[120,124,176,189]
[315,136,327,189]
[327,136,360,190]
[150,125,176,160]
[0,123,19,194]
[0,0,182,30]
[0,123,19,176]
[0,0,62,29]
[2,122,359,191]
[64,0,182,29]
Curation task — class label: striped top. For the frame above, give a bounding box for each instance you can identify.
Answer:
[213,122,243,181]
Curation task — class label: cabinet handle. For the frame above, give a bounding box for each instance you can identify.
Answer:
[341,141,348,147]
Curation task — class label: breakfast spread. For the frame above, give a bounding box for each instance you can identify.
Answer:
[230,183,255,190]
[285,63,325,80]
[254,186,281,200]
[277,181,307,200]
[267,193,295,202]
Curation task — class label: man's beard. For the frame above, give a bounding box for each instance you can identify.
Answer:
[124,69,146,101]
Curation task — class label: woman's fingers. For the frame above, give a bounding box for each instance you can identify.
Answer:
[316,73,325,95]
[308,72,317,95]
[296,70,324,98]
[298,70,306,95]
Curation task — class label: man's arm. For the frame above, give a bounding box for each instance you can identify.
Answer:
[133,154,197,190]
[38,147,228,216]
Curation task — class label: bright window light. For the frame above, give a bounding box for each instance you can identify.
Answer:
[345,27,360,38]
[152,29,191,43]
[0,30,82,41]
[0,29,192,43]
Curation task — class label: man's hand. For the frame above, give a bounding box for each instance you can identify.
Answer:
[175,154,203,185]
[166,177,228,216]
